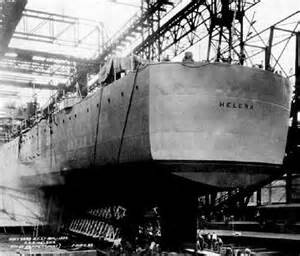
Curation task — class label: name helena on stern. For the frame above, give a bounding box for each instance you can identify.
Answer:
[219,102,254,110]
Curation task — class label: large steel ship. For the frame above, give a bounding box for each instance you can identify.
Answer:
[0,60,291,227]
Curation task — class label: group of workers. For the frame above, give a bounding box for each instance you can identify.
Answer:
[224,247,255,256]
[196,229,257,256]
[109,225,161,256]
[196,229,223,252]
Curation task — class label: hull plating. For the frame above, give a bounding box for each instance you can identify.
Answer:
[0,62,291,225]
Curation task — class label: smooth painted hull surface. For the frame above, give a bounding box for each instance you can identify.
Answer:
[0,62,291,225]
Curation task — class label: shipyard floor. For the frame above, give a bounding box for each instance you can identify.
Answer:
[1,226,300,255]
[1,173,300,255]
[0,234,97,256]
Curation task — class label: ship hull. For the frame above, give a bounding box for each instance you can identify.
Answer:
[0,62,291,225]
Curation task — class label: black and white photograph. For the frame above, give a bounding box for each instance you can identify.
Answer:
[0,0,299,255]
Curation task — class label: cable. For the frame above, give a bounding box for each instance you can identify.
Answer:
[93,87,104,165]
[117,65,140,163]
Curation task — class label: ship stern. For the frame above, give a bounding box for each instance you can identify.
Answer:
[149,62,291,188]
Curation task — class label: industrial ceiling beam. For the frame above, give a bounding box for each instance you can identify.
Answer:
[97,0,177,62]
[241,11,300,75]
[0,48,100,79]
[3,56,76,68]
[0,66,69,78]
[133,0,207,59]
[1,6,102,88]
[23,8,97,24]
[0,0,27,55]
[7,48,98,65]
[0,79,57,90]
[133,0,260,61]
[12,8,104,53]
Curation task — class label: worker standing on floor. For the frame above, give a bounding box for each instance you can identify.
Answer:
[196,229,205,251]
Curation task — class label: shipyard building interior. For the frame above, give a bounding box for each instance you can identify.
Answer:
[0,0,299,255]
